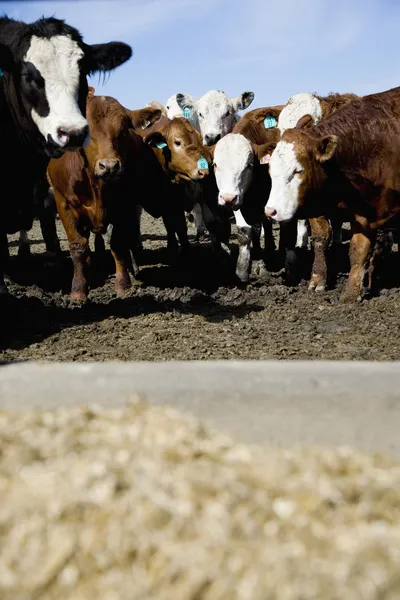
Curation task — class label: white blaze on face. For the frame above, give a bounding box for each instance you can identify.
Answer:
[266,141,303,222]
[278,93,322,134]
[214,133,254,209]
[165,94,185,119]
[166,93,200,131]
[197,91,237,143]
[24,35,88,147]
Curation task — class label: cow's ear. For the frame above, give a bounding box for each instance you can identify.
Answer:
[176,93,195,110]
[315,135,337,163]
[144,131,168,148]
[256,142,277,164]
[86,41,132,74]
[147,101,168,117]
[87,86,95,99]
[130,107,162,130]
[232,91,255,112]
[296,114,314,130]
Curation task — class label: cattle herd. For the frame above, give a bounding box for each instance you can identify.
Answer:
[2,14,400,313]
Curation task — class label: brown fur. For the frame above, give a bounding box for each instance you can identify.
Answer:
[145,118,212,183]
[48,93,190,301]
[317,92,360,119]
[233,105,283,146]
[281,86,400,300]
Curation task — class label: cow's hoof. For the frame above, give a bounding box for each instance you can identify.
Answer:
[251,260,269,281]
[236,270,249,284]
[115,272,131,297]
[339,289,362,303]
[308,280,327,293]
[70,291,87,303]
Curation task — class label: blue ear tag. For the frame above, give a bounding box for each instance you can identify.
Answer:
[156,142,167,149]
[182,106,192,119]
[0,68,3,77]
[264,115,277,129]
[197,156,208,170]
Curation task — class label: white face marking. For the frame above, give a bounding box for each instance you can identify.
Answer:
[278,93,322,134]
[214,134,254,210]
[24,35,88,148]
[166,93,200,131]
[197,91,237,143]
[266,141,303,221]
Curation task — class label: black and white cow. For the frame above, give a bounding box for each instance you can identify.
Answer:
[0,16,132,294]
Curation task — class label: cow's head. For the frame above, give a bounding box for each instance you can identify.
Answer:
[0,17,132,158]
[213,133,276,210]
[166,92,200,131]
[84,91,142,181]
[265,128,338,222]
[176,90,254,145]
[278,93,322,134]
[145,117,211,182]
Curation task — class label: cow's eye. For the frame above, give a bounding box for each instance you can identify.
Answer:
[174,140,181,147]
[294,168,303,175]
[199,113,204,119]
[166,105,170,110]
[224,111,230,118]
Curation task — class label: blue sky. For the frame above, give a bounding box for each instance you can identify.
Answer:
[1,0,400,112]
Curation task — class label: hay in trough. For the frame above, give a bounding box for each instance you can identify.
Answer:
[1,400,400,599]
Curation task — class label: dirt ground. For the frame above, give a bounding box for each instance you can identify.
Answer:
[1,213,400,363]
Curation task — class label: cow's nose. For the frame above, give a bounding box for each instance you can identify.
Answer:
[95,159,122,178]
[265,206,277,219]
[220,193,237,204]
[204,133,221,145]
[57,124,90,148]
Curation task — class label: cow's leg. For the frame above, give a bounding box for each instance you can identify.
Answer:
[128,206,143,277]
[366,228,392,294]
[0,231,9,296]
[279,220,299,285]
[296,219,309,249]
[308,216,331,292]
[163,209,190,259]
[110,223,132,296]
[38,191,61,255]
[234,210,253,283]
[134,205,143,252]
[201,203,231,258]
[250,220,269,280]
[341,222,376,303]
[56,196,90,302]
[18,229,30,260]
[94,233,106,255]
[263,218,276,258]
[193,202,207,241]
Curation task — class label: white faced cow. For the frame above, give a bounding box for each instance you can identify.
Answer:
[165,92,200,131]
[273,91,356,291]
[0,15,132,294]
[176,90,255,145]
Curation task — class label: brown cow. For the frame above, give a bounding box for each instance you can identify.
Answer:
[48,89,191,301]
[127,115,212,254]
[265,85,400,301]
[144,117,212,183]
[276,91,360,292]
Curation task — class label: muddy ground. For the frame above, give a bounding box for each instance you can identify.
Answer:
[1,213,400,362]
